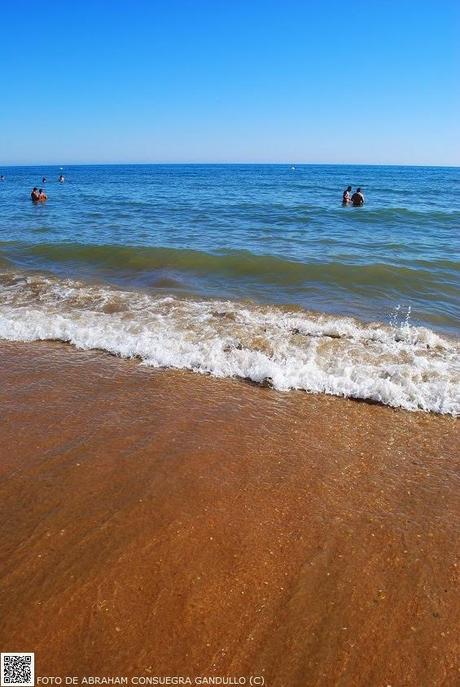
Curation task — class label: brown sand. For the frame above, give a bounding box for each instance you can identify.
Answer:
[0,341,459,687]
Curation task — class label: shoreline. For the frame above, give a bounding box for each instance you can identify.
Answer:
[0,340,459,686]
[1,270,458,415]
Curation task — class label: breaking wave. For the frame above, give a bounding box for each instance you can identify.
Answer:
[0,271,458,414]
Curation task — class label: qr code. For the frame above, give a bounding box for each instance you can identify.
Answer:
[1,654,34,687]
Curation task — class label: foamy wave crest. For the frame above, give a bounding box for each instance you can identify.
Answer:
[0,272,459,414]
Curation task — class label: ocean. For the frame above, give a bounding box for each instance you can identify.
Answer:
[0,163,459,414]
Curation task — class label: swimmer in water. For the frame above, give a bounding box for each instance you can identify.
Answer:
[342,186,352,205]
[351,187,365,206]
[38,188,47,202]
[31,187,40,201]
[58,174,65,183]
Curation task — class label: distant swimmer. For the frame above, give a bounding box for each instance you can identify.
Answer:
[342,185,352,205]
[351,187,364,207]
[42,176,46,184]
[38,188,47,202]
[0,175,5,182]
[58,174,65,183]
[31,187,40,201]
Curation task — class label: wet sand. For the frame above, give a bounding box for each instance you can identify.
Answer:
[0,340,459,686]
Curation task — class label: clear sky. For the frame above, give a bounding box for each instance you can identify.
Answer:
[1,0,459,166]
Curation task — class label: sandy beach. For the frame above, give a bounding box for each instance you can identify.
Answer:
[0,340,458,687]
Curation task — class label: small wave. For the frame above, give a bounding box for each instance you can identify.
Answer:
[339,207,460,229]
[0,242,452,292]
[0,271,458,414]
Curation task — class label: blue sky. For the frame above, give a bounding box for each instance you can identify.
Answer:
[1,0,459,165]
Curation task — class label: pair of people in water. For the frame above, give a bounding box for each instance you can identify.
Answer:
[342,186,364,206]
[31,187,47,202]
[41,174,64,183]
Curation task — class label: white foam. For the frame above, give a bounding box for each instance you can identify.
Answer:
[0,273,458,414]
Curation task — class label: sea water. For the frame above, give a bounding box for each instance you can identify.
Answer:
[0,164,459,413]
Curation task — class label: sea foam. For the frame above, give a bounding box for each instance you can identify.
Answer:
[0,272,458,415]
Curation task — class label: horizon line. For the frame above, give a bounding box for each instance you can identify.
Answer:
[1,161,459,169]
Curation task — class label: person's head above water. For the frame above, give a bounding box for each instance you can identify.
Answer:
[347,186,352,192]
[32,187,37,191]
[357,187,362,193]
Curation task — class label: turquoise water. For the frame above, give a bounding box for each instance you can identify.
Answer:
[0,164,459,413]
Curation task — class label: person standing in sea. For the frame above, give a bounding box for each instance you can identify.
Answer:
[351,187,365,206]
[342,186,352,204]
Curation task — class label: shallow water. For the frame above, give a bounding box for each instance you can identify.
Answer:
[0,164,459,412]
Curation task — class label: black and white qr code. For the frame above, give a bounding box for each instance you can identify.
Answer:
[1,654,35,687]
